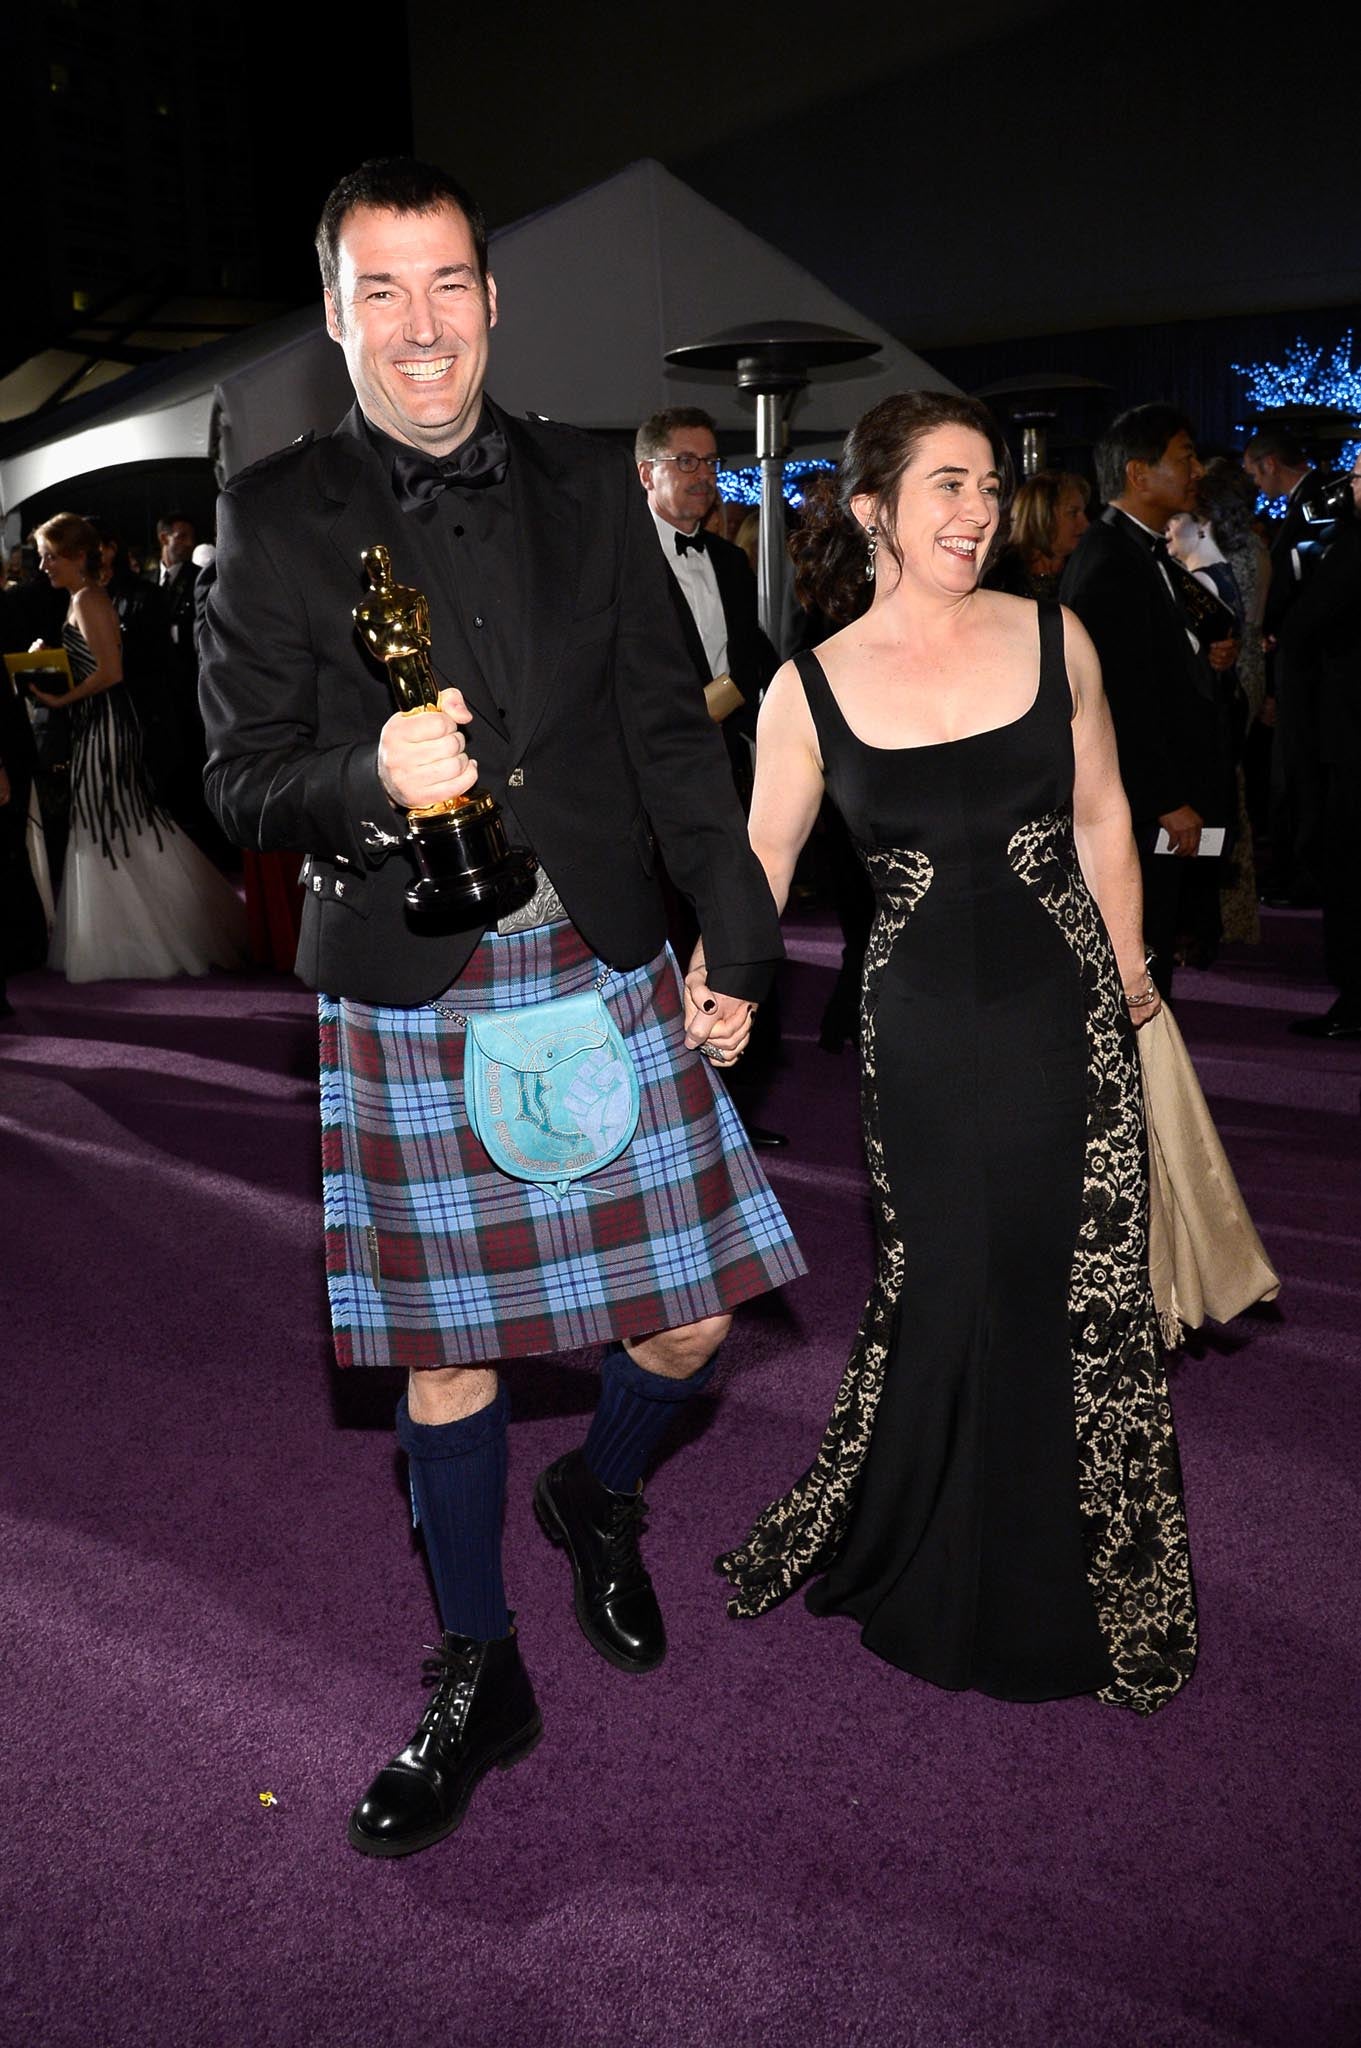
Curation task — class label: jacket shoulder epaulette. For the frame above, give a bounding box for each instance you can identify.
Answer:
[222,431,317,493]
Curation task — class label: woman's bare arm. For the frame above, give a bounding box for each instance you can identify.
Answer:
[55,588,125,705]
[1065,607,1160,1023]
[746,660,827,914]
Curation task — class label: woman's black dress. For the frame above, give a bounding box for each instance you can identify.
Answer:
[719,602,1196,1715]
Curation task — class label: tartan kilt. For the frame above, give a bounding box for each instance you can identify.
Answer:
[319,921,806,1368]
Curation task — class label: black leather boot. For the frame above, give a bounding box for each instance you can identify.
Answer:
[347,1628,542,1858]
[534,1449,666,1672]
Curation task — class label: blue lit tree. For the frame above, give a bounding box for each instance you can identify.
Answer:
[1233,332,1361,512]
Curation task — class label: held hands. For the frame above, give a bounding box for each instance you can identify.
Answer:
[1207,636,1239,674]
[1158,803,1203,857]
[377,687,478,810]
[683,954,755,1067]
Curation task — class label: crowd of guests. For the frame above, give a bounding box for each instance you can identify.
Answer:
[0,509,248,1010]
[0,150,1319,1863]
[1,409,1357,1044]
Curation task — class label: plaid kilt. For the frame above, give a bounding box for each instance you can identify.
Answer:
[319,921,806,1368]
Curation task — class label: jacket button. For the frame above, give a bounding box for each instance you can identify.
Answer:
[508,768,525,787]
[473,614,485,628]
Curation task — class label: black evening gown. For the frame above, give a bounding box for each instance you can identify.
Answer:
[719,602,1197,1715]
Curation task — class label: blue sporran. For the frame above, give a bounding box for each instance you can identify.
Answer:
[462,982,641,1199]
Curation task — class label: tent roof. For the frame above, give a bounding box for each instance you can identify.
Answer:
[1,160,955,515]
[486,159,956,429]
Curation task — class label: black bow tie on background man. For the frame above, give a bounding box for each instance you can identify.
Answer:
[674,528,707,558]
[390,422,510,512]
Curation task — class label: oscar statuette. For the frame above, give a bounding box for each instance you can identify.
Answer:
[354,545,536,924]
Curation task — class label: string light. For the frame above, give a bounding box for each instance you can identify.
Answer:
[1233,332,1361,507]
[1233,332,1361,418]
[717,458,838,508]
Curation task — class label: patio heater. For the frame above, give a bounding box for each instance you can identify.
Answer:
[972,373,1112,478]
[664,321,879,648]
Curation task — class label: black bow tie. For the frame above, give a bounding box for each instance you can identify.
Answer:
[391,425,510,512]
[674,528,707,557]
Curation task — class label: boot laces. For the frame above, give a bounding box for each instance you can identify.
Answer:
[415,1638,480,1739]
[605,1491,650,1577]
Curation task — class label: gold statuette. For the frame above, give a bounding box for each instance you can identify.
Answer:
[354,545,536,923]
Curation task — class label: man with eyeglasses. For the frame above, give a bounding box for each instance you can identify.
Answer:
[636,407,786,1147]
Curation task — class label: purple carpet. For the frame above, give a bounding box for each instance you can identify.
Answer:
[2,908,1357,2048]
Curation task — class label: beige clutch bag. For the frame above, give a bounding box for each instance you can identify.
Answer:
[1137,1002,1280,1345]
[704,674,745,724]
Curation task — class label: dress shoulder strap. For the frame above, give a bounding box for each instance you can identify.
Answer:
[1035,599,1071,713]
[791,646,845,754]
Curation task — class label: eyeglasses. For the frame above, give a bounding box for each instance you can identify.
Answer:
[652,452,721,474]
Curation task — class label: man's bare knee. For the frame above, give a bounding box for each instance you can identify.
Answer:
[626,1313,731,1381]
[406,1363,499,1425]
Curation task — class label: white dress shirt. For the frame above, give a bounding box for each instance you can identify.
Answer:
[651,507,729,678]
[1120,508,1200,651]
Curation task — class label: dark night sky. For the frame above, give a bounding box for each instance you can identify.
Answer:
[409,0,1358,347]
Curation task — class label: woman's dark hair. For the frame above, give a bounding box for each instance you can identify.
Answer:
[1194,457,1257,550]
[33,511,101,581]
[316,156,488,300]
[790,390,1015,625]
[1007,470,1091,563]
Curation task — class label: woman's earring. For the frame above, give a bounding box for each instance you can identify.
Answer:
[864,522,878,581]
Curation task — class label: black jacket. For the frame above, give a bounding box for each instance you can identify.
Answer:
[1060,508,1228,825]
[199,401,782,1006]
[662,530,777,729]
[1263,471,1320,639]
[1277,513,1361,770]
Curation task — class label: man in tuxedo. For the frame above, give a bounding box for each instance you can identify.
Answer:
[635,408,776,800]
[1060,405,1235,996]
[154,511,232,860]
[199,158,802,1860]
[1243,430,1317,632]
[1243,430,1322,903]
[1277,451,1361,1038]
[635,407,786,1146]
[156,513,200,639]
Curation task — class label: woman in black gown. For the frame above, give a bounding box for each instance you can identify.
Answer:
[717,394,1197,1715]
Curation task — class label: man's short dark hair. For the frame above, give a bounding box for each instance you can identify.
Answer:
[315,157,489,299]
[1095,404,1195,504]
[156,511,194,535]
[1243,427,1307,469]
[635,407,718,465]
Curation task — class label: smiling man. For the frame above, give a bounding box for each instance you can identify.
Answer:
[198,159,803,1860]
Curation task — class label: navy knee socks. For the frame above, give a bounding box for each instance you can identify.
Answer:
[582,1343,717,1495]
[396,1383,510,1642]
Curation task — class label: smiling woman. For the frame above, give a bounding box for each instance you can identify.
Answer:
[791,391,1013,629]
[718,389,1199,1716]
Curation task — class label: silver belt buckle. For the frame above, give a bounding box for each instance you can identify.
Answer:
[496,863,567,935]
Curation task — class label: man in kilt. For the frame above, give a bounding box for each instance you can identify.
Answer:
[198,158,804,1859]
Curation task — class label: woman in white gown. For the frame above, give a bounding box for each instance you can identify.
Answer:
[29,514,248,983]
